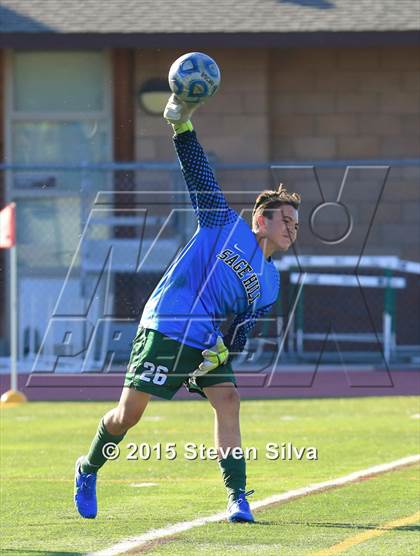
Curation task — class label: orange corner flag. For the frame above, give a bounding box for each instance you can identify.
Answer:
[0,203,16,249]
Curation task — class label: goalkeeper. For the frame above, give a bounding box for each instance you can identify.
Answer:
[74,94,301,523]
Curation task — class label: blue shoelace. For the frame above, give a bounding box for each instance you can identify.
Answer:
[237,489,254,502]
[229,489,255,508]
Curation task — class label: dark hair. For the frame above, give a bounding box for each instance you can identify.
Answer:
[252,184,301,229]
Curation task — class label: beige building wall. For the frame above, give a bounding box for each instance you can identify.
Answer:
[134,47,271,225]
[134,45,420,260]
[269,45,420,260]
[135,47,270,163]
[270,46,420,161]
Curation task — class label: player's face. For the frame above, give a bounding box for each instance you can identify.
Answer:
[265,205,299,252]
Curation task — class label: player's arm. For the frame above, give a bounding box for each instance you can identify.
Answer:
[164,95,237,228]
[223,304,274,354]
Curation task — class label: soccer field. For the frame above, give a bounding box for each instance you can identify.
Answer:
[1,396,419,555]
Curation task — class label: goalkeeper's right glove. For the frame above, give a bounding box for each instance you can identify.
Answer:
[163,93,204,125]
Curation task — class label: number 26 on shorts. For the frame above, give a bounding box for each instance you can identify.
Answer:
[138,361,169,386]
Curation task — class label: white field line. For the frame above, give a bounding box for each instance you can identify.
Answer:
[87,454,420,556]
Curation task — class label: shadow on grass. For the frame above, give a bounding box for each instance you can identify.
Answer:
[255,520,420,532]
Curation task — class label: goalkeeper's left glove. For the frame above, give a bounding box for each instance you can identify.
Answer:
[191,336,229,378]
[164,93,204,124]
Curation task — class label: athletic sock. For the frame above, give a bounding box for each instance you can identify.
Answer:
[80,418,126,474]
[218,453,246,503]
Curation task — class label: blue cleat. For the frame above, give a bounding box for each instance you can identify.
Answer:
[74,456,97,519]
[227,490,255,523]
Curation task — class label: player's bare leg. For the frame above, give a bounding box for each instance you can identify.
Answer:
[104,387,151,435]
[204,383,255,522]
[205,382,241,452]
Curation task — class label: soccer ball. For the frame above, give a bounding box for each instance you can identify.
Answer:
[168,52,221,103]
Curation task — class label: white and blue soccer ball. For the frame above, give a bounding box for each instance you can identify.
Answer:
[168,52,221,103]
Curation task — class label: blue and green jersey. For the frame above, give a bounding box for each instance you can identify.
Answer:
[140,129,280,352]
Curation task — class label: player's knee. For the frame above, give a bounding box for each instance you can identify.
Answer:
[212,386,240,414]
[115,406,142,431]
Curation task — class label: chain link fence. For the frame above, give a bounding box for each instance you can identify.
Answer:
[0,161,419,370]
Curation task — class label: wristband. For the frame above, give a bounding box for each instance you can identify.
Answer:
[172,120,194,135]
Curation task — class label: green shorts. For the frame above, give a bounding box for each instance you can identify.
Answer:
[124,327,236,400]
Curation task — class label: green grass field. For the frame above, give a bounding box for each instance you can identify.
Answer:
[1,396,419,555]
